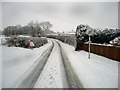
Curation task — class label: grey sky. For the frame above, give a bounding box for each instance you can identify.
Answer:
[118,2,120,28]
[2,2,118,32]
[0,2,2,31]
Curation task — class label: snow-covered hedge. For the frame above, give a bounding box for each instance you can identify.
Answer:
[53,35,76,46]
[4,36,48,48]
[0,35,10,45]
[110,36,120,46]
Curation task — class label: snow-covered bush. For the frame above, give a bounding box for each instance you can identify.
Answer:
[75,25,120,50]
[1,38,7,45]
[6,36,48,48]
[0,35,10,45]
[31,37,48,47]
[75,24,93,50]
[110,36,120,46]
[91,29,120,44]
[63,36,76,46]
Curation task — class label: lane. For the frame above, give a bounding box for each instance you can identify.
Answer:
[34,40,84,88]
[5,39,84,88]
[34,41,69,88]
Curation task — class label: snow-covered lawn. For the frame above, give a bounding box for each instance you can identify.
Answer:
[58,40,118,88]
[2,40,52,88]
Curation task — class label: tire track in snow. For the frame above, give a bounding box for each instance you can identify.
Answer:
[34,41,69,88]
[11,39,84,88]
[34,40,84,88]
[57,41,84,88]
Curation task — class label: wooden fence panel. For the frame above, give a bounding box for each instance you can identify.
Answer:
[82,44,120,62]
[116,47,120,61]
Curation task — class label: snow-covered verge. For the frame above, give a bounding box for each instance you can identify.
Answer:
[0,35,3,89]
[58,40,118,88]
[2,39,52,88]
[0,46,2,90]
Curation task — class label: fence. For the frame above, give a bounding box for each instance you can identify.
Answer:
[54,35,120,62]
[82,43,120,62]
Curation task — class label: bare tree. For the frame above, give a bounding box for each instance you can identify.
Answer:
[40,21,52,30]
[3,20,53,37]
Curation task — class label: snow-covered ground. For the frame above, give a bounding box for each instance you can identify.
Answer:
[0,35,3,89]
[0,46,2,90]
[34,41,68,88]
[1,35,119,88]
[2,39,52,88]
[58,40,118,88]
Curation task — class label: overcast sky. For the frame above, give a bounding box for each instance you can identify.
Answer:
[2,2,118,32]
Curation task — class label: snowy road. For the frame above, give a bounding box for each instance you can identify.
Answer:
[34,41,68,88]
[2,39,84,88]
[34,40,83,88]
[2,39,118,88]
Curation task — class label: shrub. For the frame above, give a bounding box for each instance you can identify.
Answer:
[5,36,48,48]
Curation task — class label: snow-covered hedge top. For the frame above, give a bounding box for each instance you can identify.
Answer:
[18,35,31,38]
[76,24,94,36]
[110,36,120,46]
